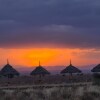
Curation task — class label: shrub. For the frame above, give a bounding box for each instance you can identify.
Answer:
[1,85,100,100]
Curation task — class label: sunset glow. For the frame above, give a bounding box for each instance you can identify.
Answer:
[0,48,100,68]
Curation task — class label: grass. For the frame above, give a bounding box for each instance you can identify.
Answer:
[0,85,100,100]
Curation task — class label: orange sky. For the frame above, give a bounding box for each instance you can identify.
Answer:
[0,48,100,68]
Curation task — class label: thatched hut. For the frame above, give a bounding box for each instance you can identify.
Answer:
[0,62,20,78]
[91,64,100,78]
[0,71,2,77]
[30,63,50,77]
[61,60,81,76]
[91,64,100,85]
[91,64,100,73]
[30,62,50,83]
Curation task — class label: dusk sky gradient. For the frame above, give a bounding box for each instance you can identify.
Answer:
[0,0,100,69]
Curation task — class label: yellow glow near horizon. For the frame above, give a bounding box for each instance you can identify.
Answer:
[0,48,100,68]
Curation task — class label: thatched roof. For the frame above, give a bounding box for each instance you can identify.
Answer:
[91,64,100,72]
[61,61,81,74]
[0,63,20,76]
[30,65,50,75]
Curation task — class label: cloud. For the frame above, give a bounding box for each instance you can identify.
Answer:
[0,0,100,48]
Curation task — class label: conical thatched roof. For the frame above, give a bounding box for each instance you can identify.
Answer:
[61,61,81,74]
[0,63,20,76]
[30,63,50,75]
[91,64,100,72]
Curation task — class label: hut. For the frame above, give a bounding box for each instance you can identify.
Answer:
[0,60,20,78]
[91,64,100,85]
[0,71,2,77]
[91,64,100,78]
[30,62,50,77]
[61,60,82,76]
[91,64,100,73]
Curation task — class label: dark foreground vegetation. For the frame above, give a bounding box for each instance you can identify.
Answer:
[0,74,100,100]
[0,85,100,100]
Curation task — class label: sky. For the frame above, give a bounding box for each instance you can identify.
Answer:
[0,0,100,70]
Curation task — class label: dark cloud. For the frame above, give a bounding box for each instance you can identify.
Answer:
[0,0,100,48]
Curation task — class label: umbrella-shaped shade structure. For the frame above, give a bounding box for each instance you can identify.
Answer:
[0,71,2,77]
[91,64,100,73]
[61,60,82,75]
[91,64,100,84]
[30,62,50,83]
[30,62,50,76]
[30,66,50,76]
[0,61,20,78]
